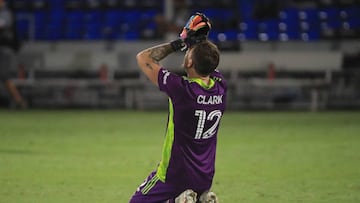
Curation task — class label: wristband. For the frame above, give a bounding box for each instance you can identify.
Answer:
[170,39,187,52]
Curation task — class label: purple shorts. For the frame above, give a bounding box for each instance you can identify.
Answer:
[129,170,208,203]
[129,171,179,203]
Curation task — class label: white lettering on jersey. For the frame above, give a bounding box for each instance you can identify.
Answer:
[162,70,170,85]
[197,95,223,105]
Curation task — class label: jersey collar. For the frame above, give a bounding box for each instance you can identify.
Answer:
[183,77,215,89]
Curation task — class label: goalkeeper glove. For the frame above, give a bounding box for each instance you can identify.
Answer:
[171,12,212,52]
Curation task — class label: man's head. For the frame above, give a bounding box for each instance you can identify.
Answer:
[183,40,220,77]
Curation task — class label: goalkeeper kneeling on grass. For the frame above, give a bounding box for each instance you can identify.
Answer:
[129,13,227,203]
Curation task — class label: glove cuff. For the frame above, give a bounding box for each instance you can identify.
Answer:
[170,39,188,52]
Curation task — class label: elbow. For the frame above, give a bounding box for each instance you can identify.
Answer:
[136,54,143,71]
[136,51,147,69]
[136,52,142,66]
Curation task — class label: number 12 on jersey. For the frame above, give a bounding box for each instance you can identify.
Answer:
[194,110,222,139]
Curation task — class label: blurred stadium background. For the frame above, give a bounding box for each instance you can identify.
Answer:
[0,0,360,110]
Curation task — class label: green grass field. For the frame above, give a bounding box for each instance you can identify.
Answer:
[0,110,360,203]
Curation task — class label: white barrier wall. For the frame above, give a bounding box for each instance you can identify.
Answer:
[18,40,355,72]
[219,51,343,71]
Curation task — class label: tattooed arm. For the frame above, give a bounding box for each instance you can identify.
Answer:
[136,43,174,86]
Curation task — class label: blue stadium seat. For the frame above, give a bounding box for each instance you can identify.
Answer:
[14,2,360,41]
[64,23,83,40]
[298,8,319,22]
[140,9,157,18]
[301,30,320,41]
[82,11,104,40]
[63,11,85,40]
[83,23,103,40]
[279,8,299,23]
[103,26,119,40]
[48,10,65,25]
[140,22,157,39]
[345,18,360,29]
[66,11,84,24]
[279,30,301,41]
[239,20,258,40]
[280,20,300,33]
[84,10,104,24]
[318,8,339,22]
[299,21,320,32]
[118,10,142,35]
[223,30,238,41]
[103,11,121,40]
[139,9,157,25]
[209,30,238,42]
[257,20,280,41]
[104,10,122,27]
[258,20,279,33]
[339,6,360,20]
[323,20,342,30]
[138,9,158,37]
[318,8,342,35]
[34,11,48,40]
[16,16,30,40]
[46,24,63,41]
[34,11,47,24]
[124,31,140,40]
[278,8,301,37]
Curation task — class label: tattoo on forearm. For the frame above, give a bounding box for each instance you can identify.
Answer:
[147,44,173,63]
[145,63,153,70]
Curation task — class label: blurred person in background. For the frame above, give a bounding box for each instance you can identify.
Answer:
[0,0,20,51]
[0,0,25,108]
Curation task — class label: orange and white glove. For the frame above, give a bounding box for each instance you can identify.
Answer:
[171,13,212,52]
[180,12,211,41]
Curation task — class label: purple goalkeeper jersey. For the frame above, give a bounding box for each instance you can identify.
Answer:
[156,67,227,191]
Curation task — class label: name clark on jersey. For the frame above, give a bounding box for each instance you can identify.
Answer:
[197,95,223,105]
